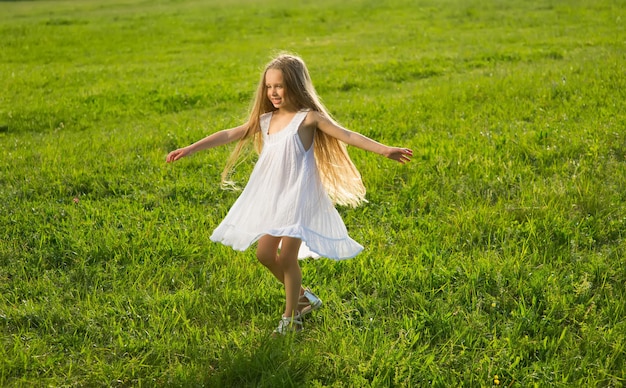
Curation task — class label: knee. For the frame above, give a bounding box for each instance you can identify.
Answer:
[256,250,276,267]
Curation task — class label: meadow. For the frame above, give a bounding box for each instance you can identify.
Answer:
[1,0,625,386]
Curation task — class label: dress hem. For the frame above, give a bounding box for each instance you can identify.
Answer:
[210,223,363,260]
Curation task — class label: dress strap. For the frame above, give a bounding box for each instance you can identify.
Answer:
[260,112,272,134]
[289,110,309,133]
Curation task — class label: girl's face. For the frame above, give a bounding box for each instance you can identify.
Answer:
[265,68,291,110]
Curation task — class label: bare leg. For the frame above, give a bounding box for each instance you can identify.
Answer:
[256,235,284,282]
[256,235,306,300]
[256,234,307,318]
[277,237,303,318]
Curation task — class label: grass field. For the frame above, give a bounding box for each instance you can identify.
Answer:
[1,0,625,386]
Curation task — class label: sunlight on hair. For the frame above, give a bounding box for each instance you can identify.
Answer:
[221,52,367,207]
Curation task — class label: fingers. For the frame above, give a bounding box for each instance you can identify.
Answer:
[166,150,183,163]
[395,148,413,164]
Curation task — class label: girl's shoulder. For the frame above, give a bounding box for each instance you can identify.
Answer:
[302,109,323,120]
[302,110,333,133]
[303,110,330,125]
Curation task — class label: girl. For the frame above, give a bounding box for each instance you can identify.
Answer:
[166,53,412,335]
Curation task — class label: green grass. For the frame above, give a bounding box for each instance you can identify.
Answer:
[1,0,625,386]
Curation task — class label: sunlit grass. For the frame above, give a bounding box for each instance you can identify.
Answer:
[1,0,625,386]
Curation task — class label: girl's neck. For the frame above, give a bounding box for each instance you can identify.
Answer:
[275,108,297,115]
[274,102,299,115]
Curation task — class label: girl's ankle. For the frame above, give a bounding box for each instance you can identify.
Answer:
[283,311,300,318]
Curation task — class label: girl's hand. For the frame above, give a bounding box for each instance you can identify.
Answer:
[166,147,191,163]
[385,147,413,164]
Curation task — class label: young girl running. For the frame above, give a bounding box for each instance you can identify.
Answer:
[166,53,412,335]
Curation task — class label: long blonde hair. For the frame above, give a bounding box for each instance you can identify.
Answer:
[222,53,366,207]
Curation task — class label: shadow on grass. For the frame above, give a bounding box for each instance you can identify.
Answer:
[205,334,311,387]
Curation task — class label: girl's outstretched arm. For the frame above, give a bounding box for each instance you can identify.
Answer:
[312,112,413,164]
[166,124,248,163]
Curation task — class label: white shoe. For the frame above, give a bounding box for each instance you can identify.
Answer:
[299,288,323,317]
[273,314,303,335]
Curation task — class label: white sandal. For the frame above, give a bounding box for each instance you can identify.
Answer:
[299,288,323,317]
[273,313,303,335]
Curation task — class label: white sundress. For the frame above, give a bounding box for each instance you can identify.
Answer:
[210,109,363,260]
